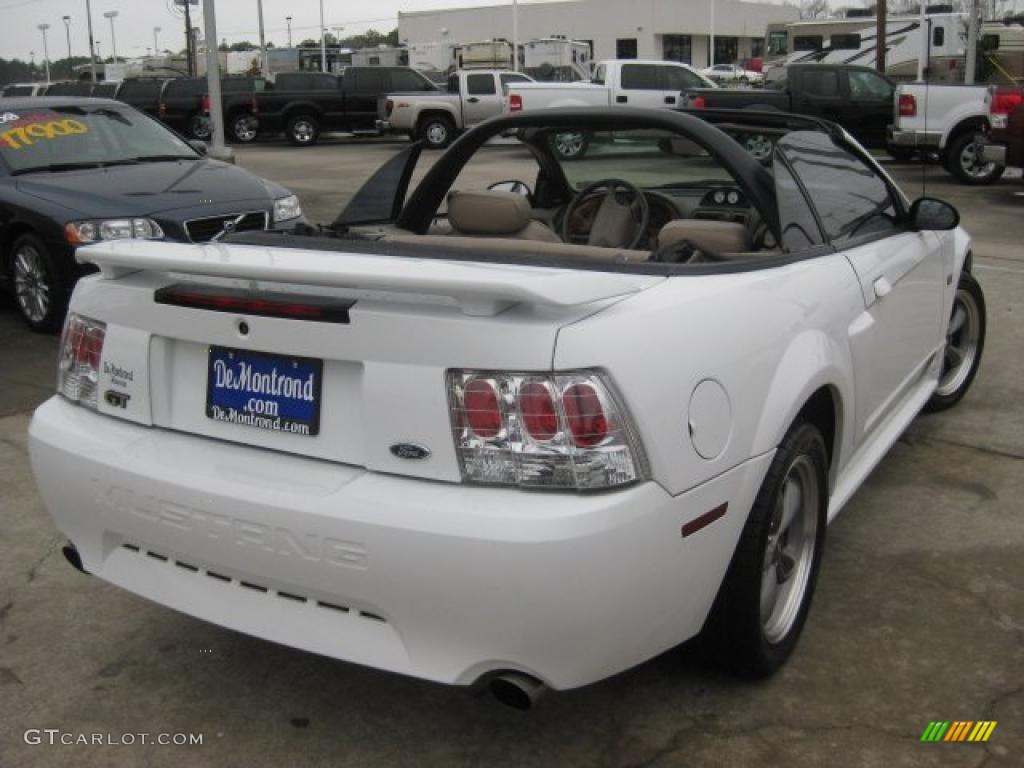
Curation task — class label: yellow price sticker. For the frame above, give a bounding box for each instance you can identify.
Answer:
[0,118,89,150]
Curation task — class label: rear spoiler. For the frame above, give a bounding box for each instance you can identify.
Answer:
[78,240,663,317]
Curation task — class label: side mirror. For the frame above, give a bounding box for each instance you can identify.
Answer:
[909,197,959,231]
[188,139,209,156]
[488,180,532,197]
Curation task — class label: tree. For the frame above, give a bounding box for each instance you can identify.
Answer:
[802,0,832,18]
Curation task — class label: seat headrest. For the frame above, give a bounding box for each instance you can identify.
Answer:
[447,190,532,235]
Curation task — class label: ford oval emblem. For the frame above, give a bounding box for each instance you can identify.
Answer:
[390,443,431,460]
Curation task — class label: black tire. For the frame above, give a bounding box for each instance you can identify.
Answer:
[229,113,259,144]
[945,131,1005,185]
[286,114,320,146]
[886,145,917,162]
[740,132,774,164]
[9,232,68,333]
[924,272,986,413]
[188,113,212,141]
[702,420,828,677]
[418,114,455,149]
[551,130,590,160]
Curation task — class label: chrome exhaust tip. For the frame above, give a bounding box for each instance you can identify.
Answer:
[489,672,546,711]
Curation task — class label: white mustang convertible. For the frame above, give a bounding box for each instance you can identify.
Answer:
[29,108,985,709]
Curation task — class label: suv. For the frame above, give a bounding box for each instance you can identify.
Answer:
[159,77,210,139]
[115,78,167,118]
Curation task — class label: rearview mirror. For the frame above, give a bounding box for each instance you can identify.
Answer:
[188,139,209,156]
[488,180,532,197]
[909,197,959,231]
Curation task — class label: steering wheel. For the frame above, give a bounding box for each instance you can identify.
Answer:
[561,178,650,250]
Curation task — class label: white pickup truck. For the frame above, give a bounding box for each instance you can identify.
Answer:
[379,69,534,149]
[889,82,1004,185]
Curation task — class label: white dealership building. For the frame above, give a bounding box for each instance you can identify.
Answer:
[398,0,799,67]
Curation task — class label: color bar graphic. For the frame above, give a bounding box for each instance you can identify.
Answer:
[920,721,996,742]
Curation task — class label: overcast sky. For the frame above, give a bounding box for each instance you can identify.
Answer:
[0,0,505,63]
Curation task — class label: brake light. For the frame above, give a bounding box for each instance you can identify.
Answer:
[991,88,1023,116]
[57,313,106,409]
[899,94,916,117]
[463,378,502,439]
[202,94,211,114]
[154,284,354,323]
[158,101,166,119]
[691,95,706,109]
[448,370,647,490]
[509,93,522,112]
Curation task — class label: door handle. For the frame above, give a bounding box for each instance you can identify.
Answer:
[873,276,893,298]
[467,97,479,103]
[616,95,627,104]
[664,96,676,104]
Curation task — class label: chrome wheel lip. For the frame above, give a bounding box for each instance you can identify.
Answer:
[554,132,584,157]
[760,454,819,644]
[936,285,981,397]
[12,244,50,324]
[959,141,996,178]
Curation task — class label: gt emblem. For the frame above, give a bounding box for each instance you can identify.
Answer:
[390,443,431,460]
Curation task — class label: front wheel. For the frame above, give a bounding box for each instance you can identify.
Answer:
[10,232,67,333]
[418,115,455,149]
[188,113,212,141]
[702,420,828,677]
[741,133,774,163]
[551,131,590,160]
[925,272,986,412]
[946,132,1004,185]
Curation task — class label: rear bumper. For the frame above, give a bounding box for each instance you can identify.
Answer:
[977,141,1007,166]
[375,119,393,133]
[890,128,942,148]
[29,397,770,690]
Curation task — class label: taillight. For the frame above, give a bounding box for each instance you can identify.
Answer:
[158,101,166,119]
[250,95,259,115]
[202,94,211,114]
[58,313,106,409]
[991,88,1023,116]
[447,370,647,490]
[899,94,916,117]
[509,93,523,112]
[691,95,706,109]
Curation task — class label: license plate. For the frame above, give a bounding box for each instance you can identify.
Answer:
[206,346,322,436]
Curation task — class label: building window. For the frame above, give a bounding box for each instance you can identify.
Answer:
[663,35,692,64]
[714,37,738,64]
[751,39,765,58]
[767,30,788,56]
[616,38,638,59]
[794,35,823,51]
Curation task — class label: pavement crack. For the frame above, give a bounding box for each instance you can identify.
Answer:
[918,435,1024,462]
[25,535,65,583]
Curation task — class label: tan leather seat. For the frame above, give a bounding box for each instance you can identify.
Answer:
[447,190,562,243]
[657,219,750,255]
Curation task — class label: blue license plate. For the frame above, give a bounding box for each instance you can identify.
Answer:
[206,346,322,436]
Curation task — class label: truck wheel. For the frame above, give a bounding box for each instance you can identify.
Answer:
[9,232,68,333]
[946,132,1004,185]
[924,272,986,413]
[741,133,774,163]
[229,113,258,144]
[188,113,212,141]
[701,419,828,677]
[419,115,454,149]
[551,131,589,160]
[287,115,320,146]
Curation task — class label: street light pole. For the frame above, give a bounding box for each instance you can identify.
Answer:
[104,11,119,63]
[154,26,161,56]
[85,0,97,82]
[709,0,715,67]
[202,0,228,157]
[38,24,51,82]
[256,0,268,77]
[286,16,292,48]
[320,0,327,72]
[62,16,72,77]
[512,0,518,72]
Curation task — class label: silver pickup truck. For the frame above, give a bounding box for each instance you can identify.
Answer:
[378,69,534,148]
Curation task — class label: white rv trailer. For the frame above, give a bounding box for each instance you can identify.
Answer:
[406,41,459,75]
[523,37,593,81]
[455,39,523,71]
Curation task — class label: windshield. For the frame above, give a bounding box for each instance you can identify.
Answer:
[0,105,198,173]
[549,129,736,190]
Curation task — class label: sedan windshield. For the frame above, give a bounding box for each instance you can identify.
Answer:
[0,105,198,174]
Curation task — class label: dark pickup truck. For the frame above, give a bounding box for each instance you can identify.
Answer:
[230,67,437,146]
[681,64,896,158]
[160,76,266,141]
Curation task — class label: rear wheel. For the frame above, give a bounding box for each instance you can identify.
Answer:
[702,420,828,677]
[946,131,1004,185]
[10,232,67,333]
[551,131,590,160]
[741,133,774,163]
[418,115,455,149]
[925,272,986,412]
[286,114,320,146]
[188,113,212,140]
[229,113,258,143]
